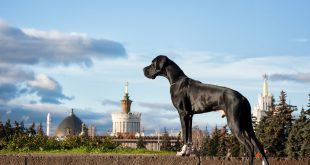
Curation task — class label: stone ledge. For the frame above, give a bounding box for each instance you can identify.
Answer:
[0,154,308,165]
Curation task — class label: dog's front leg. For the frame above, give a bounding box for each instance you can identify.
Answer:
[177,113,187,156]
[185,114,193,156]
[177,114,192,156]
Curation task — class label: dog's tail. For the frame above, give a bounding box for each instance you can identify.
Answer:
[243,98,269,165]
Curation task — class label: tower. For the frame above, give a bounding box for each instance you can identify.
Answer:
[263,74,268,97]
[111,82,142,136]
[252,74,273,123]
[46,113,51,136]
[121,81,132,113]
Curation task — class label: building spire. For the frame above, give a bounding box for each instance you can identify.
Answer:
[70,109,74,116]
[125,81,129,94]
[121,81,132,113]
[263,74,268,97]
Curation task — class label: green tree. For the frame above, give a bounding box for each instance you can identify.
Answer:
[13,121,22,135]
[208,125,220,156]
[217,125,229,156]
[37,122,44,136]
[286,107,306,158]
[256,90,294,157]
[27,122,36,136]
[4,119,13,139]
[136,135,146,149]
[300,94,310,157]
[199,126,210,156]
[0,121,6,139]
[161,128,172,151]
[173,132,182,152]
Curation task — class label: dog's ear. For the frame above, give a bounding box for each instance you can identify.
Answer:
[155,55,168,71]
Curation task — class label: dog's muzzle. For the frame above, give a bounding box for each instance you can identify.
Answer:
[143,66,156,79]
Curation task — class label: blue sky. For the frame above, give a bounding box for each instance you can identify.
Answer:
[0,1,309,135]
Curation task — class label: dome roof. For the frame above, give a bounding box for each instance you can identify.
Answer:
[56,109,83,137]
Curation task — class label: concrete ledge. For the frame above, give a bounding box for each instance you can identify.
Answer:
[0,154,200,165]
[0,154,308,165]
[0,154,26,165]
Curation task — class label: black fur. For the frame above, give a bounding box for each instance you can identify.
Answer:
[143,55,269,165]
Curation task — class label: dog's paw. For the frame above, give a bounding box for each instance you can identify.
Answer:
[176,151,185,156]
[176,144,188,156]
[185,146,192,156]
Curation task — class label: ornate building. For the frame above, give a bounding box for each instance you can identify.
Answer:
[252,74,273,123]
[56,109,83,137]
[111,82,142,136]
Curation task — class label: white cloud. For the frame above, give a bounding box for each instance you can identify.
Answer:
[0,21,126,66]
[6,110,11,115]
[29,73,57,90]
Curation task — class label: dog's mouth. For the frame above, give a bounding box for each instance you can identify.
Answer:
[145,73,156,79]
[143,67,157,79]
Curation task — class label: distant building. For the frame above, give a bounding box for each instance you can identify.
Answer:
[252,74,273,123]
[46,113,51,136]
[56,109,83,138]
[88,124,96,137]
[111,82,142,137]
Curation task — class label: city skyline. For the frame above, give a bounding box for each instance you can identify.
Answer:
[0,1,309,134]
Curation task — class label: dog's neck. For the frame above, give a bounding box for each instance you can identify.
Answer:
[164,64,187,85]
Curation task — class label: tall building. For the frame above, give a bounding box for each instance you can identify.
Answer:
[252,74,273,123]
[46,113,51,136]
[111,82,142,136]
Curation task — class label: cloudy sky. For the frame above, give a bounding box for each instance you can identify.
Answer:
[0,1,309,135]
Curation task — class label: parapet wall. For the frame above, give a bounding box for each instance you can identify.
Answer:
[0,154,308,165]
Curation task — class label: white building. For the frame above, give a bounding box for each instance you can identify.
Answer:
[46,113,51,136]
[252,74,273,123]
[111,82,142,136]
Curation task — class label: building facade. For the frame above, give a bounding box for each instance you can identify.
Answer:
[55,109,84,138]
[252,74,273,123]
[111,82,142,136]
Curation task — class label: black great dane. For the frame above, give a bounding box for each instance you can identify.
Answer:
[143,55,269,165]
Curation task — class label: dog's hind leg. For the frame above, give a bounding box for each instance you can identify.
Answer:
[242,99,270,165]
[227,107,254,164]
[246,128,270,165]
[231,129,254,165]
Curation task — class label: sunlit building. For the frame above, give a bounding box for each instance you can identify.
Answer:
[111,82,142,137]
[55,109,83,137]
[252,74,273,123]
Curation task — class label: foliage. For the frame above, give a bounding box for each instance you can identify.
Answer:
[286,107,306,158]
[172,132,182,152]
[299,94,310,157]
[0,119,119,153]
[199,127,210,156]
[136,135,146,149]
[256,90,294,157]
[1,93,310,157]
[161,128,172,151]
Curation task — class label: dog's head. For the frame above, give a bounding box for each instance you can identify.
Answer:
[143,55,169,79]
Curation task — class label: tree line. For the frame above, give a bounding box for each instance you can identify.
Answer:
[1,91,309,157]
[0,120,119,152]
[158,91,310,158]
